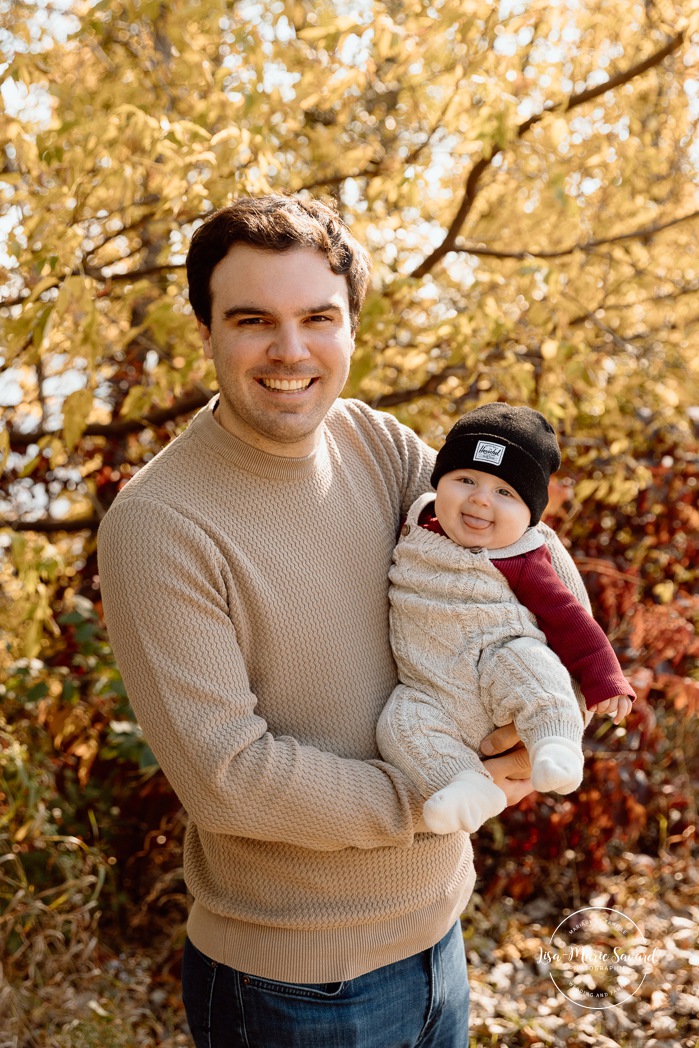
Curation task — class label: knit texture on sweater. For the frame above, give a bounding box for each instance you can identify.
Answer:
[98,397,474,983]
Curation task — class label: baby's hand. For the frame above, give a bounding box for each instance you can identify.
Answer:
[590,695,633,725]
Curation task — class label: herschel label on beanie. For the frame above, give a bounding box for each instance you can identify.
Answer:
[474,440,506,466]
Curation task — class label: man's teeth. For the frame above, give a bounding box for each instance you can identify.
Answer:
[261,378,314,390]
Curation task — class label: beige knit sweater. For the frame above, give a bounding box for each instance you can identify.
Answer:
[98,397,476,983]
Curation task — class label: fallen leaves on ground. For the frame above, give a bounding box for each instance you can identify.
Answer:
[1,852,696,1047]
[464,852,698,1048]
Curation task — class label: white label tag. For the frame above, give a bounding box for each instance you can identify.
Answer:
[474,440,506,466]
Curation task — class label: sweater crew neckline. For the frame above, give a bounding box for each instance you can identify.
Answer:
[192,396,324,481]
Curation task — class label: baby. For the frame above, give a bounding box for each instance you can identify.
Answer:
[377,403,635,835]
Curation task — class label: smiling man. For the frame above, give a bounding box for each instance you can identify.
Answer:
[195,244,355,455]
[98,196,544,1048]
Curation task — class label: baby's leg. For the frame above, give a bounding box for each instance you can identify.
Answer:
[422,770,507,834]
[377,684,483,797]
[479,636,584,795]
[377,684,505,832]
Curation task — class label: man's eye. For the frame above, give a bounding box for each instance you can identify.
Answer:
[308,314,331,323]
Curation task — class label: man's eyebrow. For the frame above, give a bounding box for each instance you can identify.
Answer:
[221,302,343,320]
[302,302,343,315]
[222,305,274,320]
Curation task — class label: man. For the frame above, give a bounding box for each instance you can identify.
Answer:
[98,195,579,1047]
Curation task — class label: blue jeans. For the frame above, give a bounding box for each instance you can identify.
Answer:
[182,921,470,1047]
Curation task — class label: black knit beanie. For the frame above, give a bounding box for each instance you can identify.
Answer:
[430,403,561,525]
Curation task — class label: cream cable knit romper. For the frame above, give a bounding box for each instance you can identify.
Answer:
[377,492,585,834]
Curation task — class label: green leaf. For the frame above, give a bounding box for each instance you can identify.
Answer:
[62,388,94,451]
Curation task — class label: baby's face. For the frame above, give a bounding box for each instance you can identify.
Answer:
[434,468,531,550]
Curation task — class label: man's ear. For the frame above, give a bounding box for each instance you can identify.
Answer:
[197,319,213,359]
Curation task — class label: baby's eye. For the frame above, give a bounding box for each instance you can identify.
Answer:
[458,476,475,485]
[497,487,514,497]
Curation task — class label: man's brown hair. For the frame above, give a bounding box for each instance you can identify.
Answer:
[186,195,371,333]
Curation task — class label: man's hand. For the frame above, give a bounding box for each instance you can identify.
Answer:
[485,746,533,806]
[480,722,522,756]
[478,723,533,806]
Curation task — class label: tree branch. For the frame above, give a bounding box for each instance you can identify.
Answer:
[455,208,699,262]
[7,389,213,449]
[404,84,462,167]
[1,206,196,307]
[372,365,471,409]
[84,261,187,282]
[574,556,642,584]
[410,29,685,279]
[294,163,384,193]
[0,516,100,533]
[410,156,491,279]
[293,65,464,192]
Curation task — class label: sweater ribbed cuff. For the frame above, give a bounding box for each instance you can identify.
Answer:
[520,712,584,748]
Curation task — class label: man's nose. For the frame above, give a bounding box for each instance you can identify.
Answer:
[268,324,310,362]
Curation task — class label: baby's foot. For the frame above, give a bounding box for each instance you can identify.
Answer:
[423,771,507,834]
[530,738,583,794]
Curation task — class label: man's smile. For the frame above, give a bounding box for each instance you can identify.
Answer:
[258,377,317,392]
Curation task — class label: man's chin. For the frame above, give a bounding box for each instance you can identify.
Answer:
[231,410,324,454]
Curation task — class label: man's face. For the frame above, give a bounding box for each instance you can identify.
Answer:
[434,468,531,550]
[197,245,355,456]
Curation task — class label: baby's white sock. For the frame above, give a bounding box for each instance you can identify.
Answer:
[422,770,507,835]
[530,737,583,794]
